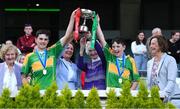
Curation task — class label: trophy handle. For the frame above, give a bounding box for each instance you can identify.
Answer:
[82,18,86,25]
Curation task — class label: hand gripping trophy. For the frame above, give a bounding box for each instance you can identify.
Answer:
[74,8,98,49]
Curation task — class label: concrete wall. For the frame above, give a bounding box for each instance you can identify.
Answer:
[120,0,141,40]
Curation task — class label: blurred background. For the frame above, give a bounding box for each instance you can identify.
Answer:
[0,0,180,44]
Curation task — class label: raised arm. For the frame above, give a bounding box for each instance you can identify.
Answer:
[79,37,86,56]
[60,9,77,46]
[95,41,106,70]
[96,15,107,47]
[77,37,87,71]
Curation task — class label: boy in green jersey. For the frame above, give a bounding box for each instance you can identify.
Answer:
[21,9,77,89]
[96,15,140,89]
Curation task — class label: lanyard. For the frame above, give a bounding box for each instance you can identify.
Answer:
[116,53,126,77]
[36,49,47,68]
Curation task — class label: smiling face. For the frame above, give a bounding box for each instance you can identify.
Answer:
[150,38,161,56]
[63,43,74,60]
[172,32,180,42]
[88,49,98,59]
[35,34,49,51]
[5,49,17,65]
[112,42,125,57]
[2,45,18,66]
[86,41,98,59]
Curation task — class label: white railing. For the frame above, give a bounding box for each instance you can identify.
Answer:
[39,89,165,98]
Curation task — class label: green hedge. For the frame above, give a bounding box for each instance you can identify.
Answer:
[0,81,176,108]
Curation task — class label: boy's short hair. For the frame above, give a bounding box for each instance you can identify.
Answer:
[36,29,51,38]
[24,24,32,27]
[111,37,126,46]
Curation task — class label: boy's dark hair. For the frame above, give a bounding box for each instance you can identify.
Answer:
[111,37,126,46]
[36,29,51,38]
[24,24,32,27]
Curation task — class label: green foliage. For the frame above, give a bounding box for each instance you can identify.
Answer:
[106,89,118,108]
[72,89,85,108]
[15,84,41,108]
[134,80,149,108]
[117,80,134,108]
[151,86,161,99]
[165,102,176,109]
[41,82,58,108]
[146,86,164,108]
[0,88,14,108]
[86,87,101,108]
[56,95,67,108]
[0,81,177,108]
[105,80,176,109]
[29,84,41,108]
[60,85,73,108]
[137,80,149,100]
[16,84,33,108]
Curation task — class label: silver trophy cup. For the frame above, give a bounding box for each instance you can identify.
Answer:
[80,9,95,33]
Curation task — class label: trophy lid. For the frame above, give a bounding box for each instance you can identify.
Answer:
[81,9,95,19]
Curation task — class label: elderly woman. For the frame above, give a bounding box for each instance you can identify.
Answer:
[0,44,22,97]
[147,35,180,108]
